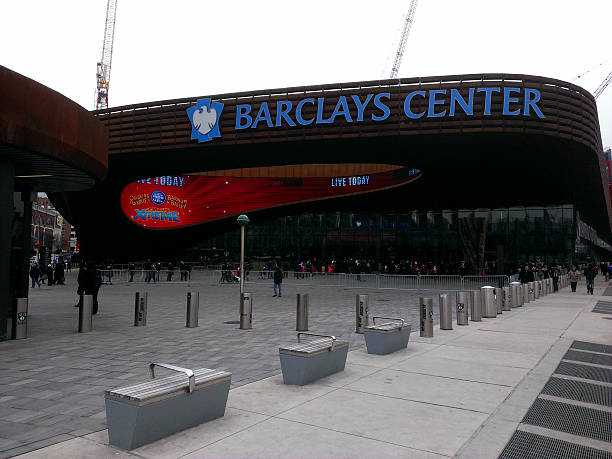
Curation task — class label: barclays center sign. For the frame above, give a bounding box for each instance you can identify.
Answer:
[187,87,545,143]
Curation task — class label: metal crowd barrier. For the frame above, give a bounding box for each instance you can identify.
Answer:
[96,269,512,292]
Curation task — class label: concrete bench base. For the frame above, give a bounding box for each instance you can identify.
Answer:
[279,335,349,385]
[105,367,230,450]
[364,325,411,355]
[280,347,348,385]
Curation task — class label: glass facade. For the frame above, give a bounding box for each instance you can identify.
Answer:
[190,204,611,274]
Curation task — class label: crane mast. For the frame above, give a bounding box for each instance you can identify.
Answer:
[593,70,612,100]
[95,0,118,110]
[390,0,419,79]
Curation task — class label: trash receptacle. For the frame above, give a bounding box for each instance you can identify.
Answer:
[439,293,452,330]
[240,293,252,329]
[134,292,147,326]
[296,293,308,331]
[494,288,503,314]
[456,291,468,326]
[481,286,497,318]
[186,292,199,328]
[470,290,482,321]
[356,294,369,333]
[15,298,28,339]
[420,297,433,337]
[79,294,93,333]
[528,282,536,302]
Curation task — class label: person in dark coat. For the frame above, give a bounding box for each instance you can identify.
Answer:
[76,262,101,314]
[518,264,531,284]
[30,263,40,288]
[273,264,283,297]
[54,262,65,285]
[128,263,136,282]
[46,264,55,286]
[584,263,596,295]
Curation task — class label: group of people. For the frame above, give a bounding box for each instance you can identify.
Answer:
[517,263,563,291]
[128,260,193,283]
[517,262,602,295]
[29,260,66,287]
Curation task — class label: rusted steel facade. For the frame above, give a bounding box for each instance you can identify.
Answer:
[0,65,108,191]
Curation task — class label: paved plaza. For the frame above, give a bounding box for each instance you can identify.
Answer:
[0,274,611,458]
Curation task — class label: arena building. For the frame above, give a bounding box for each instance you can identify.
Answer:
[48,73,611,273]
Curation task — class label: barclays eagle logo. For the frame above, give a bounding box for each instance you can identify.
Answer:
[186,98,224,143]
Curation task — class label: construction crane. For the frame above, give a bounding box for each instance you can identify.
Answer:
[95,0,118,110]
[593,70,612,99]
[389,0,419,79]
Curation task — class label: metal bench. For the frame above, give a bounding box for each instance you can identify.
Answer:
[279,333,349,385]
[105,363,231,450]
[363,317,411,355]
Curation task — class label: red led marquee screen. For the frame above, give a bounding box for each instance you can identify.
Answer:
[120,168,422,229]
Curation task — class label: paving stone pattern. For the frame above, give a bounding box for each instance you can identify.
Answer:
[0,272,453,457]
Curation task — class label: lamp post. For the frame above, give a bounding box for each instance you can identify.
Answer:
[237,214,249,296]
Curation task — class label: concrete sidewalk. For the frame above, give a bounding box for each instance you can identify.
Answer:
[12,279,611,458]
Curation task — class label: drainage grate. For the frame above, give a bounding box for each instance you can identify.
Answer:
[593,301,612,314]
[602,286,612,296]
[522,399,612,442]
[541,377,612,407]
[570,340,612,355]
[564,350,612,367]
[555,362,612,383]
[498,430,612,459]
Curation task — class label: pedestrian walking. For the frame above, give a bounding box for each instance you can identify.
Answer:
[273,264,283,297]
[584,263,596,295]
[29,263,40,288]
[128,262,135,282]
[54,261,65,285]
[551,265,560,292]
[46,264,55,286]
[167,262,174,281]
[569,265,578,292]
[75,261,101,314]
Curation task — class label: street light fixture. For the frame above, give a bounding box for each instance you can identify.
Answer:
[237,214,251,329]
[237,214,249,297]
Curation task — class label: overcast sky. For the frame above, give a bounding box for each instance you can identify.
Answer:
[1,0,611,148]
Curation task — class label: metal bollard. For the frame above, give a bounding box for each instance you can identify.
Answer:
[536,281,542,299]
[470,290,482,321]
[502,286,511,311]
[79,294,93,333]
[15,298,28,339]
[456,291,469,326]
[439,293,453,330]
[481,286,497,318]
[134,292,148,326]
[420,297,433,337]
[296,293,309,331]
[510,282,521,307]
[240,293,252,329]
[186,292,199,328]
[522,284,529,304]
[494,288,503,314]
[355,294,369,333]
